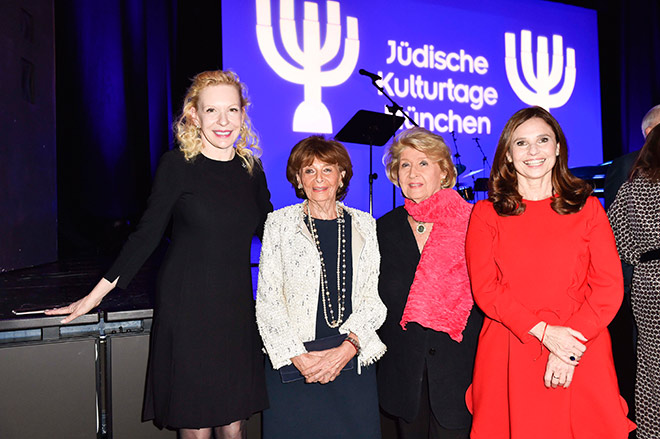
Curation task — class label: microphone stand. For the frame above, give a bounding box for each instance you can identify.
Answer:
[472,137,489,201]
[450,131,464,186]
[363,75,418,210]
[365,77,418,129]
[473,137,489,178]
[450,131,474,201]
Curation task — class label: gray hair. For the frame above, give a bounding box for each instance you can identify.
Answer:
[642,104,660,137]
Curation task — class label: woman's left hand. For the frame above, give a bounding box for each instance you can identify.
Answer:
[544,352,576,389]
[305,342,356,384]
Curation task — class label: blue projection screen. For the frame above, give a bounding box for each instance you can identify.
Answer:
[222,0,601,217]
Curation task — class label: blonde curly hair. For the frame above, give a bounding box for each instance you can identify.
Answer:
[174,70,262,174]
[383,127,457,189]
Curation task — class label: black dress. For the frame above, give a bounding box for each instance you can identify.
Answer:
[105,150,272,429]
[609,177,660,439]
[376,206,482,428]
[262,214,381,439]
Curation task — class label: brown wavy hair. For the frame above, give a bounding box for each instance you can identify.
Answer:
[173,70,262,174]
[286,136,353,201]
[489,106,592,216]
[630,123,660,182]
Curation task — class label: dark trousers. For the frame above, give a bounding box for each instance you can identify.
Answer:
[395,364,471,439]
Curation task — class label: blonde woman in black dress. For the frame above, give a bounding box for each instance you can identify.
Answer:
[47,70,272,438]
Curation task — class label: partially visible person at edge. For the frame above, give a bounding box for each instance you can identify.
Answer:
[604,104,660,209]
[256,136,386,439]
[376,127,482,439]
[609,123,660,439]
[603,103,660,428]
[464,106,636,438]
[46,70,272,438]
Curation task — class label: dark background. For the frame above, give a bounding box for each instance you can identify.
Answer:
[1,1,56,271]
[1,0,659,268]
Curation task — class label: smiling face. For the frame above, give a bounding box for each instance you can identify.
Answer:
[190,84,245,160]
[297,157,345,205]
[506,117,559,192]
[398,147,447,203]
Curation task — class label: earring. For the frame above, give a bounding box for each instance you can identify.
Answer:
[339,182,343,188]
[298,183,303,189]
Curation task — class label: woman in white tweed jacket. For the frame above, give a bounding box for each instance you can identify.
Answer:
[256,135,386,439]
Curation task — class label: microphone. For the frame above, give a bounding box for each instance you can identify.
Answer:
[358,69,381,82]
[472,137,480,141]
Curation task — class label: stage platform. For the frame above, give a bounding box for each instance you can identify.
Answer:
[0,245,397,438]
[0,249,176,438]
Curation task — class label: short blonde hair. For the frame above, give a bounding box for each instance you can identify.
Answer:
[383,127,456,189]
[173,70,261,174]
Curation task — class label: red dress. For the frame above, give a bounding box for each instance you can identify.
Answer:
[465,197,635,438]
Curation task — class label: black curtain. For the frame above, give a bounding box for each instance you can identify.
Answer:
[596,0,660,159]
[56,0,222,257]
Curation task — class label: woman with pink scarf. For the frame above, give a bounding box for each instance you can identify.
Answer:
[377,127,482,439]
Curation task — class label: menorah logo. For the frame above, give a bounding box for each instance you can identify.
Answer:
[505,30,576,112]
[256,0,359,133]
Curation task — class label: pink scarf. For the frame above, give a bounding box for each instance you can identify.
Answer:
[402,189,474,342]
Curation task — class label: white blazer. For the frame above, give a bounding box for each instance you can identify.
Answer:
[256,202,387,370]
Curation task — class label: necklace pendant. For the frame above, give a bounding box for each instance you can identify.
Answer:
[416,223,426,234]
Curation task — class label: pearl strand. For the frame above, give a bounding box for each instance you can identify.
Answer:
[305,200,347,328]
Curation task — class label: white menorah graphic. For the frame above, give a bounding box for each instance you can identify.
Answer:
[505,30,576,112]
[256,0,359,133]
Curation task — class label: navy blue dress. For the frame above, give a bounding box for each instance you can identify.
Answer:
[262,213,381,439]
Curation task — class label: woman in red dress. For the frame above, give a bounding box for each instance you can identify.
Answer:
[465,106,635,438]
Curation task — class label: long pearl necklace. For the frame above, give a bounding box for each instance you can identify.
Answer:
[305,200,347,328]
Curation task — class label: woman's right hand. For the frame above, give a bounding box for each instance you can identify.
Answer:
[44,277,117,324]
[291,353,323,383]
[531,322,587,366]
[544,352,576,388]
[291,344,355,384]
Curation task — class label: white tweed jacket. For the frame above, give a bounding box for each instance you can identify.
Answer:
[256,202,387,371]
